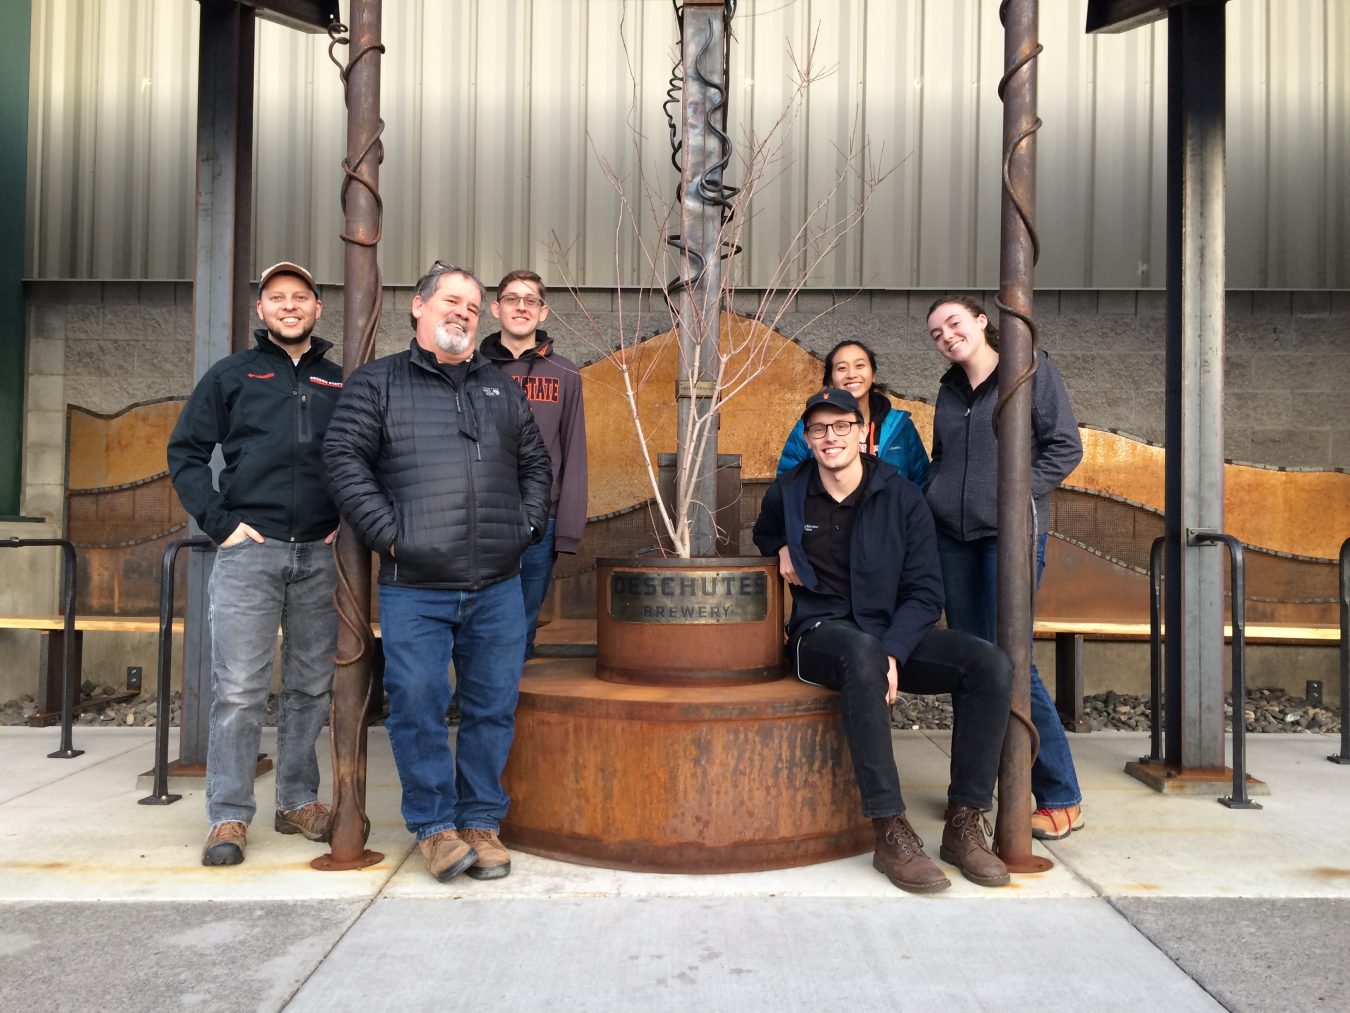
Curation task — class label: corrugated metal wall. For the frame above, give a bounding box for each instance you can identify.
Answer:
[23,0,1349,289]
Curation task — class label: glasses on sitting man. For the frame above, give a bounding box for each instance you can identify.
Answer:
[499,294,543,309]
[805,420,859,439]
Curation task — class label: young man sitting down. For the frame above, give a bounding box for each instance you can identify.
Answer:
[753,388,1015,892]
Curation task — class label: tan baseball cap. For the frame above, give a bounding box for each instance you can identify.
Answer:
[258,261,317,294]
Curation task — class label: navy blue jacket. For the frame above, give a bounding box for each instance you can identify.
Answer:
[752,456,945,666]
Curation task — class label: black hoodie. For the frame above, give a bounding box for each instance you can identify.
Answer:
[479,329,588,554]
[168,330,344,544]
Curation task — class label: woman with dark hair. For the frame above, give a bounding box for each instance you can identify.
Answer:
[776,339,930,488]
[924,295,1086,841]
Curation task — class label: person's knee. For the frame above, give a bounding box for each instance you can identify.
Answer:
[838,635,889,691]
[982,643,1014,699]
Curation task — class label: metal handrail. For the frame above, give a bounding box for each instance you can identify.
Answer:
[138,537,212,805]
[1330,537,1350,765]
[1,537,83,758]
[1141,536,1165,764]
[1190,530,1261,809]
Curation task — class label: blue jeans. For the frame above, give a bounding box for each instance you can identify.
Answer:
[206,537,336,826]
[519,515,557,661]
[378,578,527,839]
[935,530,1083,810]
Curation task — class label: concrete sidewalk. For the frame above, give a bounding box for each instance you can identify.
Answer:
[1,727,1347,1012]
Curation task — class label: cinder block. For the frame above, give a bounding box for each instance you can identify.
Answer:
[175,282,194,306]
[101,282,141,305]
[102,305,182,343]
[1292,291,1331,316]
[1097,291,1137,316]
[1330,428,1350,470]
[20,486,63,524]
[1059,290,1098,315]
[1249,428,1330,469]
[1224,389,1293,430]
[1225,291,1253,317]
[1133,390,1166,439]
[26,337,64,376]
[130,340,193,378]
[24,445,64,486]
[29,304,66,342]
[64,305,102,340]
[869,291,909,316]
[61,376,103,412]
[1136,290,1166,317]
[65,338,125,379]
[832,290,870,315]
[1329,291,1350,316]
[25,375,65,413]
[22,410,65,450]
[138,281,177,307]
[1300,390,1350,421]
[41,281,102,305]
[796,291,835,317]
[1251,290,1292,316]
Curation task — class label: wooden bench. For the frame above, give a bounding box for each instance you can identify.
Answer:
[1033,620,1339,733]
[0,615,183,726]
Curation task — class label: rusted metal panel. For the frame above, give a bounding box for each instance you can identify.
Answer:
[500,659,872,874]
[26,1,1349,289]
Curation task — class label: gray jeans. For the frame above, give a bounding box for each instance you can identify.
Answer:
[206,537,337,826]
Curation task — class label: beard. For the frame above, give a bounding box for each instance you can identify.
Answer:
[267,323,314,347]
[434,317,473,355]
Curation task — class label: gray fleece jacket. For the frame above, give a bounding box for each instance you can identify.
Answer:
[925,351,1082,541]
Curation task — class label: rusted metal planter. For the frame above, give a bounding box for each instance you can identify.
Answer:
[596,556,784,686]
[500,659,872,874]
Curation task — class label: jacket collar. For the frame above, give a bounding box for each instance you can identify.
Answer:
[480,329,552,363]
[253,329,333,366]
[408,337,488,377]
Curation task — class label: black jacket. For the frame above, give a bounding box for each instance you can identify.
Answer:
[926,351,1083,541]
[167,331,343,545]
[321,339,554,590]
[752,457,945,666]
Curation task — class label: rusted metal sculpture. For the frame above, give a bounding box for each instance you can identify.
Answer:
[992,0,1053,874]
[313,0,385,872]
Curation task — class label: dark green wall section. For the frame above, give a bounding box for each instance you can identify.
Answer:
[0,0,30,516]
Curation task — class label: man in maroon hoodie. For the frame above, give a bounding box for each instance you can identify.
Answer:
[482,270,588,659]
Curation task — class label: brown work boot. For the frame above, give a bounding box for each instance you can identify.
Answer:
[872,814,950,894]
[418,829,479,883]
[940,803,1010,887]
[275,802,332,842]
[202,821,247,866]
[460,828,512,880]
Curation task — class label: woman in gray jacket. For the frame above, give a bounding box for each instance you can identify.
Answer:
[924,295,1086,840]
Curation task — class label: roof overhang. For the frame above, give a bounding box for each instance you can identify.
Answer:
[234,0,340,34]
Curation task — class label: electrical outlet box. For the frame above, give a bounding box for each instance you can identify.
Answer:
[1306,680,1323,707]
[127,666,143,691]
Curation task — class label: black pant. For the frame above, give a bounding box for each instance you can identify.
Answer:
[795,621,1013,818]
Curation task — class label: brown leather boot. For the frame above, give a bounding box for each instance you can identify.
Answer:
[275,802,331,842]
[460,828,512,880]
[939,804,1010,887]
[872,814,950,894]
[419,830,479,883]
[202,821,247,866]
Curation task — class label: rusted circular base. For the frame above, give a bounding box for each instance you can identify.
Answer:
[998,853,1055,874]
[500,659,874,874]
[596,663,783,687]
[310,850,384,871]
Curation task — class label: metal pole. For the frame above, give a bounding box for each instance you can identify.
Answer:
[992,0,1051,874]
[1164,2,1227,773]
[1330,537,1350,764]
[314,0,384,872]
[1142,535,1165,764]
[182,0,257,770]
[676,2,728,558]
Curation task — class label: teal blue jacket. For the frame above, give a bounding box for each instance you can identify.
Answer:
[776,394,930,490]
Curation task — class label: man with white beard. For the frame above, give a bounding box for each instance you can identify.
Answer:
[323,261,553,884]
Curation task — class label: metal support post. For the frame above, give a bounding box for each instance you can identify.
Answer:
[992,0,1052,874]
[1330,537,1350,764]
[314,0,384,872]
[1,538,82,757]
[182,0,257,768]
[1163,2,1227,773]
[674,3,730,558]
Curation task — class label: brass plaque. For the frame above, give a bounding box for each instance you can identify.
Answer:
[608,569,770,624]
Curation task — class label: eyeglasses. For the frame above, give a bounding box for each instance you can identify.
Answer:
[805,420,858,439]
[499,294,543,309]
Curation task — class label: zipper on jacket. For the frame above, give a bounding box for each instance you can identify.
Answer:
[290,364,301,541]
[463,389,480,585]
[958,395,972,540]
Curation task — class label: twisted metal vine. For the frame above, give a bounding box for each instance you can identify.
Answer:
[664,1,741,302]
[992,0,1045,768]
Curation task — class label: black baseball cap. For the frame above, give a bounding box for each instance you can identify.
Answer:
[801,387,863,422]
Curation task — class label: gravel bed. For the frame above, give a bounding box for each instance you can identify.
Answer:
[889,687,1341,735]
[0,684,1338,736]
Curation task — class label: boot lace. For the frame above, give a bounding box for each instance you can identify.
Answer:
[883,816,924,856]
[951,807,995,852]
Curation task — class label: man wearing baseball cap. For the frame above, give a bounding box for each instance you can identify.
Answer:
[168,262,344,866]
[753,388,1014,893]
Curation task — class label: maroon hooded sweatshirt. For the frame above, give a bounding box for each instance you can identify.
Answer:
[479,329,588,554]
